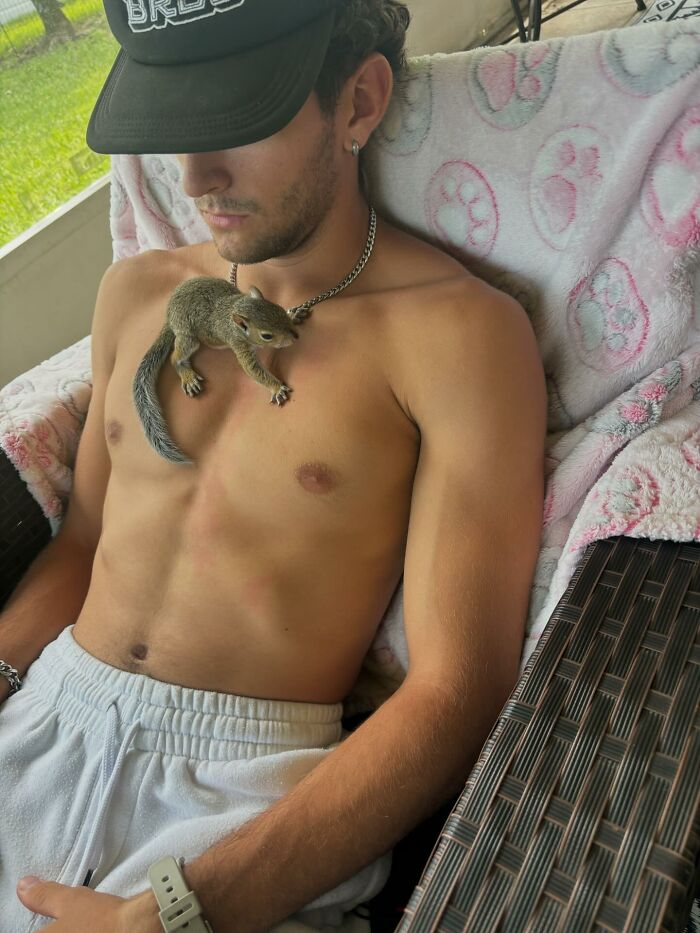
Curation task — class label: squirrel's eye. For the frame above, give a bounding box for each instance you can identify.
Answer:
[261,334,273,341]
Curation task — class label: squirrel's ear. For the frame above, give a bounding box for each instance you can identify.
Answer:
[231,313,248,329]
[248,286,263,300]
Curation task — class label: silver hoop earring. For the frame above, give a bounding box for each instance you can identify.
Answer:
[351,139,360,157]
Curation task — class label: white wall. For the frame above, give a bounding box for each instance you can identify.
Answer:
[406,0,520,55]
[0,177,112,387]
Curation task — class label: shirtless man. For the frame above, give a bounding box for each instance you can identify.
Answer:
[0,2,547,931]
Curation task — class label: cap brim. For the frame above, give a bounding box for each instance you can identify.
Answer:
[86,9,334,154]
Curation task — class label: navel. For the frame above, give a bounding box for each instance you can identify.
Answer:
[129,643,149,661]
[294,461,338,494]
[106,419,123,444]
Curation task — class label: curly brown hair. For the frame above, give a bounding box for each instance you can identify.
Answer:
[314,0,411,115]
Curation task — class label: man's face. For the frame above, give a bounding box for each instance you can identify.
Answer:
[176,92,340,266]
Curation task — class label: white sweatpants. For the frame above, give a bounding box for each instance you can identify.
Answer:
[0,625,389,932]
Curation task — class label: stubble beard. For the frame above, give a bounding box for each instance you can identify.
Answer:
[223,120,339,267]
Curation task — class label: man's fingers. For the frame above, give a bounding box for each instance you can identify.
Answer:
[16,877,80,917]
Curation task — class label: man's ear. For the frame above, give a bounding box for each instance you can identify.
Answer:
[341,53,394,148]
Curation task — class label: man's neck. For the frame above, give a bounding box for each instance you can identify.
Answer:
[212,190,374,310]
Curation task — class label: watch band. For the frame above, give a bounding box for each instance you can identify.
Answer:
[147,856,214,933]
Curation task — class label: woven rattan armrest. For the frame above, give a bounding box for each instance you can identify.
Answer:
[399,535,700,932]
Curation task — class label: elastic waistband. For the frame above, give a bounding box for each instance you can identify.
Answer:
[23,625,344,760]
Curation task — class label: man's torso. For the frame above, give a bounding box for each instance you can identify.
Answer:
[72,224,474,703]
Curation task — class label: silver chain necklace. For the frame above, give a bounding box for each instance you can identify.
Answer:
[229,206,377,324]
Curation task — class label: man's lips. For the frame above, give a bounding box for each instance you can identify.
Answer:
[202,210,249,228]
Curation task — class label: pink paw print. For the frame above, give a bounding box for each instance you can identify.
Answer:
[641,105,700,249]
[551,139,601,180]
[530,127,608,249]
[469,43,561,129]
[426,161,499,259]
[567,258,649,371]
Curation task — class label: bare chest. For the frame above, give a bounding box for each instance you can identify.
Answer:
[103,302,419,531]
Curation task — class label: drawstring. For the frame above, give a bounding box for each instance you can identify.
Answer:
[73,700,139,889]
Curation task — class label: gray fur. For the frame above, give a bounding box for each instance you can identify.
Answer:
[132,325,193,464]
[133,276,299,466]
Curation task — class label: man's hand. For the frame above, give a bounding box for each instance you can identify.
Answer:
[16,876,162,932]
[0,679,10,705]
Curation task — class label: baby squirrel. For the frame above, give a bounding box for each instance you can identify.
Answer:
[133,275,299,466]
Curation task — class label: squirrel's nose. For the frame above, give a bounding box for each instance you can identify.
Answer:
[292,331,299,340]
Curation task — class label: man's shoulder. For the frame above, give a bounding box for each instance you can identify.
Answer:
[372,220,522,320]
[375,223,528,352]
[92,247,199,363]
[375,229,540,427]
[97,246,203,331]
[103,246,191,290]
[370,219,469,295]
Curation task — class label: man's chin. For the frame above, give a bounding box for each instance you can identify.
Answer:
[206,224,253,264]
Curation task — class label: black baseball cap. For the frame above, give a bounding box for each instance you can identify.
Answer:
[86,0,337,154]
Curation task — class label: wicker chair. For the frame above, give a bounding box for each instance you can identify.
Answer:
[397,535,700,932]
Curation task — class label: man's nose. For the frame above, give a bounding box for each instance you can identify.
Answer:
[177,152,231,199]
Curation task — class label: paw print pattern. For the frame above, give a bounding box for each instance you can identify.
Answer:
[374,57,432,156]
[567,258,650,372]
[530,126,608,250]
[570,466,661,549]
[599,23,700,97]
[425,160,499,259]
[467,42,562,130]
[641,104,700,249]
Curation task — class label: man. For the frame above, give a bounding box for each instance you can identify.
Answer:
[0,1,547,930]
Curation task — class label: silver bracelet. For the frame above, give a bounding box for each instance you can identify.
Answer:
[0,661,22,695]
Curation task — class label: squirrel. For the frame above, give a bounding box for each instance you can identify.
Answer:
[132,275,299,466]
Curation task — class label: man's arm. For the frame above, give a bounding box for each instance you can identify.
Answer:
[135,281,547,933]
[0,259,126,700]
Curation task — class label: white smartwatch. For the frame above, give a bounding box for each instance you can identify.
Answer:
[147,855,214,933]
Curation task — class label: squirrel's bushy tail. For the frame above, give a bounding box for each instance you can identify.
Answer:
[132,327,193,466]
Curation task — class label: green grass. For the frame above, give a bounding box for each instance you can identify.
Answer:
[0,2,118,247]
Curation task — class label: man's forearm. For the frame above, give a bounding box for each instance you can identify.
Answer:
[0,531,94,680]
[177,681,488,933]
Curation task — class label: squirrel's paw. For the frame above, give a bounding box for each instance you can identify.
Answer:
[181,371,204,397]
[270,384,293,406]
